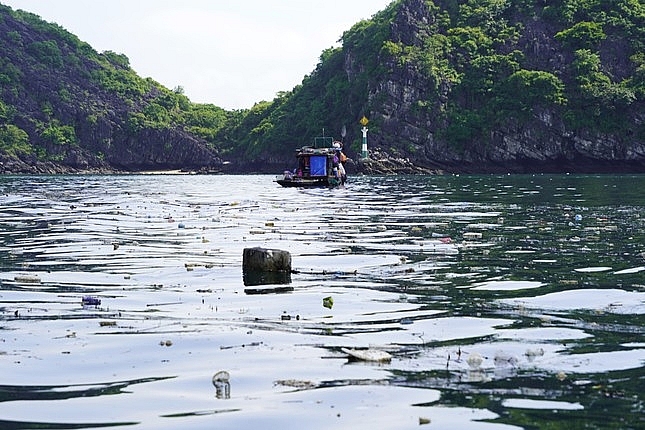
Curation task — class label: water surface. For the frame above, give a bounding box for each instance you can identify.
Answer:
[0,174,644,429]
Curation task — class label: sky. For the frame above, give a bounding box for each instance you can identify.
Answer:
[2,0,393,110]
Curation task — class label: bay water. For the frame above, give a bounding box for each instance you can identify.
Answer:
[0,174,644,429]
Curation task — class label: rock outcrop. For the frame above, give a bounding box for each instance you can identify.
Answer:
[346,0,645,173]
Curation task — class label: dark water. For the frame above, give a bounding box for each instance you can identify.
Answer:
[0,174,643,429]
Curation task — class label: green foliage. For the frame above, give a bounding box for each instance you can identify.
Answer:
[0,98,29,157]
[0,58,22,85]
[26,40,63,68]
[443,107,485,148]
[0,0,643,170]
[183,103,228,141]
[628,54,645,98]
[448,26,493,61]
[0,124,31,156]
[500,70,566,113]
[91,65,151,98]
[102,50,130,68]
[7,30,21,46]
[555,21,606,50]
[563,49,636,131]
[40,121,77,146]
[457,0,510,29]
[457,52,521,104]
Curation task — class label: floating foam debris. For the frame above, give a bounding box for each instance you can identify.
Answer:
[467,352,483,369]
[14,274,41,283]
[574,267,612,272]
[471,280,544,291]
[494,351,518,367]
[614,266,645,275]
[342,348,392,362]
[463,232,483,240]
[503,398,583,410]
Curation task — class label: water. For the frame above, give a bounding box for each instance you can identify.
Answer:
[0,174,644,429]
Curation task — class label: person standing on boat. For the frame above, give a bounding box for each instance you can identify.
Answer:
[333,149,347,184]
[331,140,347,184]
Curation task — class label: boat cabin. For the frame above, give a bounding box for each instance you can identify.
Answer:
[276,136,346,187]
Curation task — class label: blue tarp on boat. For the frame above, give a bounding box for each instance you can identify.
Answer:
[310,155,327,176]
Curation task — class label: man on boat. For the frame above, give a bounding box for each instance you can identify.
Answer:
[332,147,347,185]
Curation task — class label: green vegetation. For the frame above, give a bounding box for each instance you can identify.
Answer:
[214,0,642,163]
[0,0,643,171]
[0,4,231,168]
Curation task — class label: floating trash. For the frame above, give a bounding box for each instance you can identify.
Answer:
[463,232,482,240]
[467,352,484,369]
[574,267,612,273]
[99,321,117,327]
[212,371,231,399]
[14,274,41,283]
[341,347,392,362]
[81,296,101,306]
[323,296,334,309]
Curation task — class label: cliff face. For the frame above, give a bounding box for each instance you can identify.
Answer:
[2,1,643,175]
[347,0,645,173]
[0,5,222,174]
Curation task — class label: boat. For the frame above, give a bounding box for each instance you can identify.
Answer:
[276,136,347,188]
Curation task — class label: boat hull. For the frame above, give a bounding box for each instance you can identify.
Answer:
[275,178,341,188]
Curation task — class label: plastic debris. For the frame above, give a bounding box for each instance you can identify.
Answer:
[14,274,41,283]
[463,232,483,240]
[81,296,101,306]
[212,370,231,399]
[467,352,483,369]
[342,347,392,362]
[323,296,334,309]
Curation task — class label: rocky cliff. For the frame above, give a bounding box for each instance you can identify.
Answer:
[346,0,645,173]
[1,1,643,175]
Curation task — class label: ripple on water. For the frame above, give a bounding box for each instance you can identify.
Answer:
[1,174,645,429]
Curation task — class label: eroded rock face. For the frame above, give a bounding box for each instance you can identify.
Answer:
[345,0,645,174]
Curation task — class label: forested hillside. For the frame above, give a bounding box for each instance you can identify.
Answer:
[0,4,228,173]
[229,0,645,173]
[1,0,644,174]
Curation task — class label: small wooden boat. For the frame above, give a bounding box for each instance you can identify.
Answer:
[276,136,347,188]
